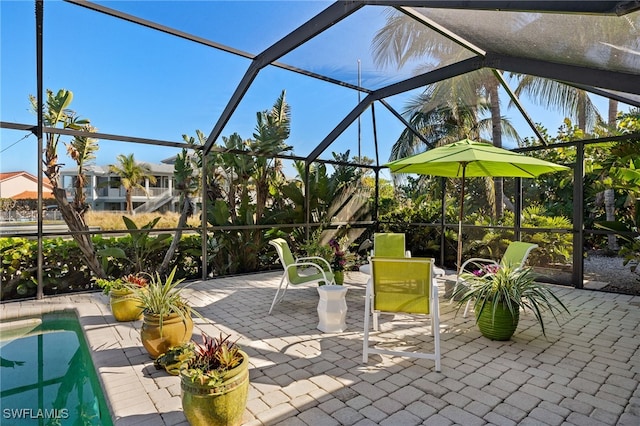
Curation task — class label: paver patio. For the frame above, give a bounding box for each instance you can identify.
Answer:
[1,270,639,425]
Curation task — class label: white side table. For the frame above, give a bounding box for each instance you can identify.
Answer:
[317,285,348,332]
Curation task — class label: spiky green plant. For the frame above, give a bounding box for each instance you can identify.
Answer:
[132,266,196,335]
[453,265,570,337]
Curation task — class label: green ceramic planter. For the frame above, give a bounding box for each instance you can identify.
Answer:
[334,270,344,285]
[181,350,249,426]
[475,301,519,341]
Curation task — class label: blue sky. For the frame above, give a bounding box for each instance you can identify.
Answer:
[1,0,629,180]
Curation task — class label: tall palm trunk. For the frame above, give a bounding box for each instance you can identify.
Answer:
[605,99,619,250]
[46,176,105,279]
[159,195,191,275]
[489,81,504,218]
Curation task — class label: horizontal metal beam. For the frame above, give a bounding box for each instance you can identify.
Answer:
[42,126,201,150]
[373,56,483,99]
[568,85,640,108]
[364,1,639,16]
[65,0,253,59]
[486,53,640,95]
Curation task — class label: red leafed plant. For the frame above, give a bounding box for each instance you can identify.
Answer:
[183,333,244,386]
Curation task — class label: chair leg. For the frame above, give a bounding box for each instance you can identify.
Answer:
[463,299,472,318]
[365,278,380,331]
[268,275,289,314]
[432,291,441,372]
[363,280,372,363]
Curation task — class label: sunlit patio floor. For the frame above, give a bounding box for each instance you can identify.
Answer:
[2,270,639,426]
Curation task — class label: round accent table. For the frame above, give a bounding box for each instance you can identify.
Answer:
[317,285,348,332]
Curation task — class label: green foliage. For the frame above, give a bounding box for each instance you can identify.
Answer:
[1,237,93,300]
[522,205,573,265]
[122,216,172,274]
[453,265,570,337]
[154,342,196,376]
[595,199,640,280]
[94,274,148,295]
[0,234,203,302]
[299,227,333,263]
[460,206,572,266]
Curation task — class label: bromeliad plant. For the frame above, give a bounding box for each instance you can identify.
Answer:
[178,333,250,426]
[181,333,245,386]
[453,264,570,338]
[95,274,148,295]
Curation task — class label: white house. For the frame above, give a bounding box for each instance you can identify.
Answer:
[60,162,178,213]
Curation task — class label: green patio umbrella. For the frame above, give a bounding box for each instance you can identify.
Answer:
[386,139,570,273]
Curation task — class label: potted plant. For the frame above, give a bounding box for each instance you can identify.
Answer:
[452,264,570,340]
[133,266,196,358]
[179,333,249,426]
[95,274,148,322]
[328,237,347,285]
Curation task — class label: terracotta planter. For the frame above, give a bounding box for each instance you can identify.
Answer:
[141,311,194,359]
[181,350,249,426]
[334,270,344,285]
[475,300,519,341]
[109,289,143,322]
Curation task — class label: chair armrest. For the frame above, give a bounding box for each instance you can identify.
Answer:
[286,261,332,282]
[296,256,332,271]
[459,257,499,273]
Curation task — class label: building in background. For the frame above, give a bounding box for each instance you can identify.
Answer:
[0,171,54,200]
[59,162,177,213]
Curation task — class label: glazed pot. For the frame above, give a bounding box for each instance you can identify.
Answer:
[141,311,193,359]
[334,270,344,285]
[109,288,143,322]
[475,300,519,341]
[181,350,249,426]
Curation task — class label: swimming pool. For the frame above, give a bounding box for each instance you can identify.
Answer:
[0,312,113,425]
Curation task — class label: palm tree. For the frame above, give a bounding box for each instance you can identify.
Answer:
[30,89,105,279]
[513,76,602,132]
[250,90,292,223]
[159,147,198,275]
[65,124,99,216]
[372,10,520,218]
[108,153,156,214]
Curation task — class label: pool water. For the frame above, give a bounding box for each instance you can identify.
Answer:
[0,312,113,426]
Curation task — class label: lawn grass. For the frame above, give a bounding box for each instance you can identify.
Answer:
[85,211,201,231]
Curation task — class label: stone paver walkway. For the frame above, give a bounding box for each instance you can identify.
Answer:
[1,270,639,425]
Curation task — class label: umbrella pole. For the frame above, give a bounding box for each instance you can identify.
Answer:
[457,163,467,276]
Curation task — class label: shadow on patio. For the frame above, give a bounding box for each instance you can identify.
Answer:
[176,270,640,426]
